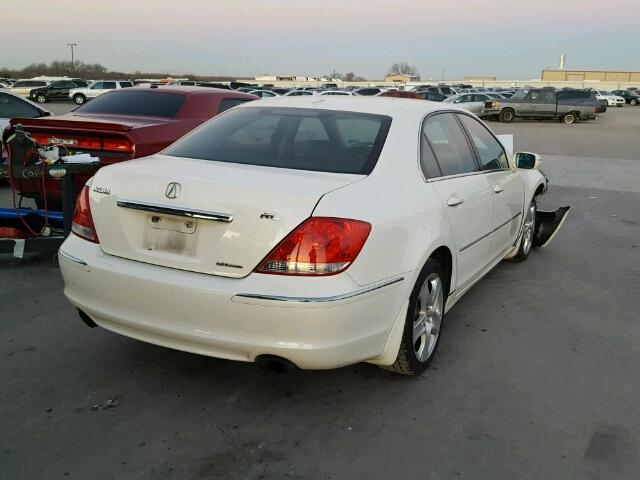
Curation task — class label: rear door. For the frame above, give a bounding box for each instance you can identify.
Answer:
[457,114,523,256]
[421,112,493,290]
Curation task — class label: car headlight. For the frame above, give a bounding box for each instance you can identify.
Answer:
[492,101,501,108]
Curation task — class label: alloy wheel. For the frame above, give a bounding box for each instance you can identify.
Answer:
[412,273,443,362]
[522,202,536,254]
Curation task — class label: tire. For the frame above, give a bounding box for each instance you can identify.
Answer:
[631,99,638,106]
[562,113,576,124]
[499,109,515,123]
[36,94,47,104]
[513,199,536,262]
[381,259,447,376]
[73,94,86,105]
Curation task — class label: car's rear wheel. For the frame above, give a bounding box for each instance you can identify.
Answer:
[513,199,537,262]
[631,99,638,106]
[36,94,47,104]
[382,259,446,376]
[499,109,515,123]
[73,94,86,105]
[562,113,576,124]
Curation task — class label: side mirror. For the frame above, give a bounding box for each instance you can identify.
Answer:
[515,152,540,169]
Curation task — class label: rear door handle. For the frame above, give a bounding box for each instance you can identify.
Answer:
[446,195,464,207]
[494,185,504,193]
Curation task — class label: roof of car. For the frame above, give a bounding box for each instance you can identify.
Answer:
[239,95,467,118]
[126,85,257,98]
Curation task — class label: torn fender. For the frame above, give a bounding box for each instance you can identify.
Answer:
[534,206,571,248]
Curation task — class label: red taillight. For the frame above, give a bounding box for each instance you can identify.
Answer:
[29,133,133,153]
[256,217,371,276]
[103,138,134,153]
[71,186,99,243]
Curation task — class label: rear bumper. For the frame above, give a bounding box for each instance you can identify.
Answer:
[59,235,408,369]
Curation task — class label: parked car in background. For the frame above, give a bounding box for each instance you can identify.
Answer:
[319,90,354,96]
[167,80,197,86]
[0,91,51,160]
[611,90,640,105]
[594,90,625,107]
[417,91,448,102]
[417,85,456,97]
[284,90,317,96]
[58,96,566,376]
[69,80,135,105]
[378,91,423,99]
[249,89,280,98]
[484,88,598,123]
[10,80,50,97]
[5,87,257,208]
[29,79,90,103]
[443,93,494,115]
[353,87,383,96]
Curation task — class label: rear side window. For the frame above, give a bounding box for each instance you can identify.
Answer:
[119,81,133,88]
[457,114,509,171]
[0,93,41,118]
[219,98,252,113]
[74,91,185,117]
[164,107,392,175]
[421,113,477,177]
[103,82,117,89]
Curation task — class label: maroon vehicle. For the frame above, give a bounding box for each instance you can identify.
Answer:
[5,86,257,209]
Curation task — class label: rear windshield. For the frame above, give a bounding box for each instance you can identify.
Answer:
[164,107,392,175]
[74,91,185,117]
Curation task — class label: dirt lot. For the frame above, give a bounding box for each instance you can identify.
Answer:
[1,103,639,480]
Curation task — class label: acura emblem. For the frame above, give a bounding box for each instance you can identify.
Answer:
[165,182,181,199]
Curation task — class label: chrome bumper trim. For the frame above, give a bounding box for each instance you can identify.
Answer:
[59,249,90,271]
[234,277,404,304]
[117,199,234,223]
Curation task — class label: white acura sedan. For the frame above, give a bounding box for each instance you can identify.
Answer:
[59,96,568,375]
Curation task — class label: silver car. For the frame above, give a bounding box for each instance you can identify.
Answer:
[442,93,493,116]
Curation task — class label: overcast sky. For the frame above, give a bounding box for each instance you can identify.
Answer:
[2,0,638,80]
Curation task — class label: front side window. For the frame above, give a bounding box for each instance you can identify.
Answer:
[164,107,392,175]
[421,113,478,178]
[458,114,509,171]
[103,82,117,89]
[218,98,252,113]
[91,82,104,89]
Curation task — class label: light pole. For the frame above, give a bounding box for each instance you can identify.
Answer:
[67,43,78,75]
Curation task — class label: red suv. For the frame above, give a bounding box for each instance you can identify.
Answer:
[5,86,257,209]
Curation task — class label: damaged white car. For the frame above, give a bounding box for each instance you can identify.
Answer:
[59,96,569,375]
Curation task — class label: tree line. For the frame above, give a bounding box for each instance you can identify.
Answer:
[0,60,240,81]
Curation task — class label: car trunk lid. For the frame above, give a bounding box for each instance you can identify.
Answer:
[90,154,363,277]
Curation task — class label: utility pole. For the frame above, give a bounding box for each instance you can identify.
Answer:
[441,67,445,82]
[67,43,78,75]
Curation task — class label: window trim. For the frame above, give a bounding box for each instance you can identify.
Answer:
[418,110,483,182]
[454,112,511,174]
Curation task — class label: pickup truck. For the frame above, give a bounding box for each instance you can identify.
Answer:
[483,88,599,124]
[69,80,135,105]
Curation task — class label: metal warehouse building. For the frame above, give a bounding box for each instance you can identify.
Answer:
[542,68,640,83]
